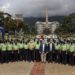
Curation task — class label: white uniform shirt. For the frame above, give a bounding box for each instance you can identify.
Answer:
[50,43,52,51]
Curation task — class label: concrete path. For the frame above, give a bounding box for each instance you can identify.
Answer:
[45,63,75,75]
[0,61,75,75]
[0,61,33,75]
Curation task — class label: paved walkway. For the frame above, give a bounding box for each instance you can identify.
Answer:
[0,61,33,75]
[45,63,75,75]
[0,62,75,75]
[30,62,45,75]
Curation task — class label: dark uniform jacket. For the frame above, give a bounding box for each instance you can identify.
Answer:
[39,44,49,53]
[47,43,55,52]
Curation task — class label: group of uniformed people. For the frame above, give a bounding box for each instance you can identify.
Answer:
[0,38,75,66]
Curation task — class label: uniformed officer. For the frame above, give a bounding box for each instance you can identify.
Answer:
[61,42,68,64]
[54,42,61,63]
[12,42,18,61]
[73,41,75,65]
[23,42,28,61]
[54,42,58,62]
[1,42,7,63]
[28,40,35,62]
[0,42,2,63]
[69,42,75,65]
[21,41,25,61]
[6,41,13,62]
[59,42,63,63]
[35,41,40,61]
[27,41,31,61]
[33,40,36,61]
[17,41,21,61]
[19,41,24,61]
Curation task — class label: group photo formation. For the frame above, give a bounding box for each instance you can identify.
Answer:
[0,38,75,66]
[0,0,75,75]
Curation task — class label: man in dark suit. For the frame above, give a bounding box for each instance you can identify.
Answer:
[47,40,55,63]
[39,41,49,63]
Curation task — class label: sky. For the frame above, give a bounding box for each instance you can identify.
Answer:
[0,0,75,17]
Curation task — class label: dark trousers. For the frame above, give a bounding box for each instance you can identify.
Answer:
[13,50,18,61]
[54,50,59,63]
[62,51,67,64]
[73,55,75,65]
[35,49,40,61]
[1,51,7,63]
[52,50,56,62]
[23,50,26,61]
[7,51,12,62]
[28,50,32,62]
[47,51,53,62]
[30,50,35,61]
[0,51,2,63]
[58,51,62,63]
[19,49,24,61]
[31,50,36,61]
[22,49,27,61]
[53,50,57,62]
[25,49,29,61]
[68,52,74,65]
[55,50,61,63]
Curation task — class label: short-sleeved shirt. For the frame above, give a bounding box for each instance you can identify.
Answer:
[55,44,60,50]
[28,42,35,50]
[13,44,18,51]
[66,44,70,51]
[62,44,67,51]
[7,43,13,51]
[1,43,7,51]
[69,44,75,52]
[19,43,24,49]
[23,44,28,49]
[35,43,40,50]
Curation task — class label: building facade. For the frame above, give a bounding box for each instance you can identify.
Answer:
[36,21,59,34]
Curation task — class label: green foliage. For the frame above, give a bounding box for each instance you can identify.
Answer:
[0,11,38,35]
[55,13,75,37]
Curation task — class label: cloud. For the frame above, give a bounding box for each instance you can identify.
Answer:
[0,0,75,17]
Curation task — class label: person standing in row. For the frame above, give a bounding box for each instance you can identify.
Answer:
[69,42,75,65]
[35,41,40,61]
[23,42,28,61]
[55,42,61,63]
[47,40,55,63]
[73,42,75,65]
[12,42,18,61]
[7,41,13,62]
[19,41,24,61]
[1,42,7,63]
[39,41,48,63]
[28,40,35,62]
[0,42,2,62]
[61,42,68,64]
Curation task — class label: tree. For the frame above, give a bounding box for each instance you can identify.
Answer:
[55,13,75,37]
